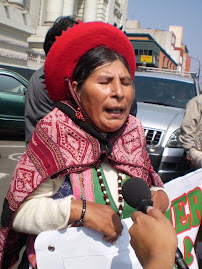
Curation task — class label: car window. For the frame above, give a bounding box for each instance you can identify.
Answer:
[134,76,196,109]
[0,74,26,95]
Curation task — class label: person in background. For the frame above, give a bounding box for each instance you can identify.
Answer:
[129,207,177,269]
[179,94,202,169]
[25,16,79,146]
[0,21,169,268]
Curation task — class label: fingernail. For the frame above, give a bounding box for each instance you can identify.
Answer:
[146,206,154,212]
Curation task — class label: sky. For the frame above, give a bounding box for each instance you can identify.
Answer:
[127,0,202,84]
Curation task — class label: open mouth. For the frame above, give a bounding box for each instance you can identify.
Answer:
[106,108,124,114]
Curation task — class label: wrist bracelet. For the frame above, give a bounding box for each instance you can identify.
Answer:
[78,199,86,225]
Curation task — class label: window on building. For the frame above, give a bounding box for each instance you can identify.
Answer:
[135,49,139,55]
[115,0,120,7]
[139,49,144,55]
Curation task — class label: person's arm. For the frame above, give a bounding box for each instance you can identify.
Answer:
[13,176,123,243]
[12,176,74,234]
[129,207,177,269]
[179,97,201,151]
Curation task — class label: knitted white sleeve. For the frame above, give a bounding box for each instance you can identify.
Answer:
[12,176,74,235]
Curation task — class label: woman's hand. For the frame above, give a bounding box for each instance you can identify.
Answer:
[70,200,123,244]
[151,190,169,213]
[84,201,123,244]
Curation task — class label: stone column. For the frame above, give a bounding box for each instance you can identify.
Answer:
[83,0,98,22]
[45,0,64,23]
[63,0,76,16]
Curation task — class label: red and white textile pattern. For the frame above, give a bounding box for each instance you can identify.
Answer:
[0,108,163,268]
[7,108,163,209]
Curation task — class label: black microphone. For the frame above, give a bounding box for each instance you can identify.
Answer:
[122,177,189,269]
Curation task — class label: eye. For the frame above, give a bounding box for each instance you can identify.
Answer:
[121,78,132,86]
[122,81,132,86]
[100,81,109,85]
[122,82,130,86]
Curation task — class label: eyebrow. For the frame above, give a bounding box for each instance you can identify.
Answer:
[97,74,132,81]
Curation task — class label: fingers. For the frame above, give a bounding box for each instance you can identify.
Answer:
[151,190,169,213]
[131,208,176,239]
[146,207,166,220]
[131,210,147,223]
[83,201,123,243]
[103,232,121,244]
[112,212,123,234]
[103,214,123,242]
[131,207,166,224]
[129,207,177,267]
[147,207,173,225]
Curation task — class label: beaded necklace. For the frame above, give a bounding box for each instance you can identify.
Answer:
[95,165,124,217]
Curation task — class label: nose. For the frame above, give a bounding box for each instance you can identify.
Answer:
[111,79,124,99]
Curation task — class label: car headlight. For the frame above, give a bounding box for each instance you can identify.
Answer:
[166,129,181,148]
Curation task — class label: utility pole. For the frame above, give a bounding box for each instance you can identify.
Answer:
[190,56,201,80]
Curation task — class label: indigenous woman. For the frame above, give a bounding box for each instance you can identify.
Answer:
[0,21,169,268]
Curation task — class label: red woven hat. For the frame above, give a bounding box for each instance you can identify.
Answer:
[44,21,136,102]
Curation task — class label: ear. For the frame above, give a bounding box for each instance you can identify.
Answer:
[72,81,80,101]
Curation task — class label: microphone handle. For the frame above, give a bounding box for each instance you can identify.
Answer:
[175,248,189,269]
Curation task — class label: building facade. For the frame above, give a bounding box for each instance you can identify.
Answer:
[125,20,190,72]
[0,0,128,75]
[127,33,178,70]
[0,1,192,76]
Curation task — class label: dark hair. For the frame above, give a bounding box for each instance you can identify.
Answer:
[43,16,78,55]
[72,46,132,88]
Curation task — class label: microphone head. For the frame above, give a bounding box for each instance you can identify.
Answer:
[122,177,153,213]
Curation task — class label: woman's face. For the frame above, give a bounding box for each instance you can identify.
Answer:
[73,59,134,133]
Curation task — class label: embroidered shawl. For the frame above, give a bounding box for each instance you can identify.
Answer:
[0,105,163,268]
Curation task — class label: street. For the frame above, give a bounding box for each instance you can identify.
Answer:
[0,132,26,212]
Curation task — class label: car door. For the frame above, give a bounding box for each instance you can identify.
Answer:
[0,73,26,121]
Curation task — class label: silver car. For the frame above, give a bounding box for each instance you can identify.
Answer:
[135,67,201,183]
